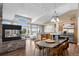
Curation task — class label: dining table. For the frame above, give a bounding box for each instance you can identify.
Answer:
[36,39,68,55]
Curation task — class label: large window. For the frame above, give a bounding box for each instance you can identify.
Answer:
[14,15,31,26]
[32,25,39,33]
[14,15,31,35]
[32,24,43,34]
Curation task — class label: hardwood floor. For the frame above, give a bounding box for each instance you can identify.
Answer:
[1,39,79,56]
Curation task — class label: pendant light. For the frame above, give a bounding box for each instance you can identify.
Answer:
[51,4,59,23]
[51,18,56,22]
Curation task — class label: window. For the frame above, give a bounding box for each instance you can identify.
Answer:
[32,24,43,34]
[14,15,31,35]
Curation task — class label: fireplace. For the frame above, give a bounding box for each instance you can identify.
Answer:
[2,24,21,42]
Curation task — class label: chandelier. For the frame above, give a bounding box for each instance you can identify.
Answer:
[51,4,59,23]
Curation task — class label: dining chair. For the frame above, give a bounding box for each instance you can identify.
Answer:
[49,44,64,56]
[58,44,65,56]
[63,37,69,56]
[34,39,46,56]
[63,42,69,55]
[49,47,59,56]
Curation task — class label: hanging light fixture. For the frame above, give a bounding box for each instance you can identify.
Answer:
[56,17,60,22]
[51,4,60,23]
[51,17,56,22]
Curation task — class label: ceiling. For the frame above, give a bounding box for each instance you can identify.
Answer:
[44,10,78,24]
[3,3,64,19]
[3,3,78,25]
[60,10,78,20]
